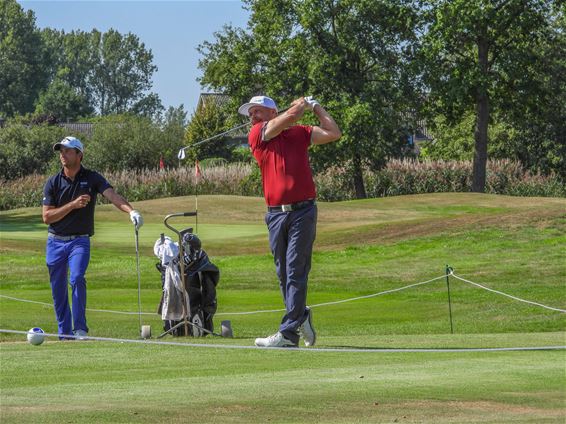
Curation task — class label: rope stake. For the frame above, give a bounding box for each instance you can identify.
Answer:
[446,265,454,334]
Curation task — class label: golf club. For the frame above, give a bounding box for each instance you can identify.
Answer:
[177,106,291,160]
[134,227,151,339]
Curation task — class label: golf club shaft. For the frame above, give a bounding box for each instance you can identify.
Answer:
[157,319,223,338]
[178,106,290,157]
[191,122,250,148]
[135,228,142,334]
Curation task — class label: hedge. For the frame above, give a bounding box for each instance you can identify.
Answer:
[1,160,563,211]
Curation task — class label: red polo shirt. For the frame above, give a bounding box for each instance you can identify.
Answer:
[248,122,315,206]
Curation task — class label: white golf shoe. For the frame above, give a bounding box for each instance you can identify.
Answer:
[74,330,88,340]
[300,307,316,347]
[255,332,297,348]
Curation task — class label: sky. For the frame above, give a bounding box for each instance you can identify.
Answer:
[19,0,251,114]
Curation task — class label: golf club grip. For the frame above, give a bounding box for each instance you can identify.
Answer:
[164,212,197,220]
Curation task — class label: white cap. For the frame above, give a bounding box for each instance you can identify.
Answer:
[238,96,278,116]
[53,136,84,153]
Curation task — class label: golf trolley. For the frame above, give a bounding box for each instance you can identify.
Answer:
[154,212,229,338]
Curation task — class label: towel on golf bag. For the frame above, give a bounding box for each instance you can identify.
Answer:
[153,236,187,321]
[154,234,220,337]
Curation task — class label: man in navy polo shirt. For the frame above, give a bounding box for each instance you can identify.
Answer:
[42,136,143,340]
[238,96,341,347]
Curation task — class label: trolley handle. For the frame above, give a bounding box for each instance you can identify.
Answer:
[163,212,198,234]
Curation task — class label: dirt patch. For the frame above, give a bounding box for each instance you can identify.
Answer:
[397,399,565,419]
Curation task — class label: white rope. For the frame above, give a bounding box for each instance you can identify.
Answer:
[216,307,285,316]
[0,295,52,307]
[0,274,445,317]
[3,272,563,317]
[0,295,154,315]
[307,275,446,309]
[2,329,563,353]
[204,275,447,316]
[450,272,566,313]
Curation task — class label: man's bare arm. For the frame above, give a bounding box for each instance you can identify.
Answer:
[264,98,307,140]
[311,104,342,145]
[102,188,134,213]
[42,195,90,224]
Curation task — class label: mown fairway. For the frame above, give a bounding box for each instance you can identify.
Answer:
[1,193,565,423]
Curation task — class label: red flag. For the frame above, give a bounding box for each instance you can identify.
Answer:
[159,155,165,171]
[195,160,201,178]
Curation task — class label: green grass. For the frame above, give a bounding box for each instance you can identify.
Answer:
[1,193,565,423]
[1,341,564,423]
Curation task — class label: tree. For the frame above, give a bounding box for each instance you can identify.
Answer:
[419,0,559,192]
[90,29,161,116]
[419,111,518,161]
[34,77,93,121]
[38,27,162,118]
[184,99,235,163]
[0,118,65,179]
[40,28,97,107]
[0,0,49,116]
[159,105,188,167]
[130,92,164,119]
[497,4,566,179]
[86,114,170,172]
[197,0,420,198]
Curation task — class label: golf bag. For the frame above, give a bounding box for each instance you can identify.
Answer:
[154,233,220,337]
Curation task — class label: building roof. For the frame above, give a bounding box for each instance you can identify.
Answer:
[196,93,232,111]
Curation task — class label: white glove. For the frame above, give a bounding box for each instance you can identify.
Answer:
[129,210,143,229]
[304,96,320,111]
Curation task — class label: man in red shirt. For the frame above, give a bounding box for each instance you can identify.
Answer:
[239,95,341,347]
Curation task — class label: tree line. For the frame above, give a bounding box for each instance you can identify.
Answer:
[194,0,565,194]
[1,0,162,121]
[1,0,564,196]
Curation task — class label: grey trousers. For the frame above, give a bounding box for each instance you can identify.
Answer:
[265,204,317,344]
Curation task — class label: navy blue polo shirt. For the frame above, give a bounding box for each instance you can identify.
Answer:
[43,166,112,236]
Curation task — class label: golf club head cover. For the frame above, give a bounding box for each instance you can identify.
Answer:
[182,233,202,254]
[304,96,320,111]
[129,210,143,229]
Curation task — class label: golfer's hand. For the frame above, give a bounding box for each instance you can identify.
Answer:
[73,194,91,209]
[129,210,143,229]
[304,96,320,111]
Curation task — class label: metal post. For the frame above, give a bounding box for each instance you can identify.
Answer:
[177,242,190,336]
[195,161,199,234]
[445,265,454,334]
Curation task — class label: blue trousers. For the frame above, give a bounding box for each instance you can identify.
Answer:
[265,204,317,344]
[46,236,90,338]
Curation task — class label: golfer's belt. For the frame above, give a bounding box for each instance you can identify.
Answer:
[48,233,90,241]
[268,199,316,213]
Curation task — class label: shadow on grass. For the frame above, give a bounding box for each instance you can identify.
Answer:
[0,213,45,232]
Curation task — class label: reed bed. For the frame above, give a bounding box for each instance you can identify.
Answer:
[2,160,563,211]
